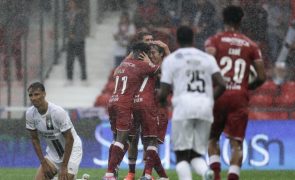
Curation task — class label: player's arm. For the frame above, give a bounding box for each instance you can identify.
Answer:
[248,59,266,90]
[158,82,172,107]
[153,40,171,56]
[28,129,57,179]
[59,129,74,180]
[212,72,226,100]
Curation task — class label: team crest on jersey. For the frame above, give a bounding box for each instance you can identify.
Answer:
[46,114,54,130]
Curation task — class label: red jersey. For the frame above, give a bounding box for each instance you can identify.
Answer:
[109,58,159,107]
[205,31,262,95]
[133,75,158,108]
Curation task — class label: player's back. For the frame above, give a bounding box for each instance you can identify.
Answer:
[162,47,220,121]
[109,58,159,107]
[205,31,262,96]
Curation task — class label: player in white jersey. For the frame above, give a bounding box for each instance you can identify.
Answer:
[26,82,82,180]
[158,26,226,180]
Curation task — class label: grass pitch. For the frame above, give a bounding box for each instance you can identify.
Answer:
[0,168,294,180]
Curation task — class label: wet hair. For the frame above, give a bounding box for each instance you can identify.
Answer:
[132,42,151,59]
[151,44,164,56]
[135,31,153,42]
[27,82,45,92]
[177,26,194,46]
[223,5,244,26]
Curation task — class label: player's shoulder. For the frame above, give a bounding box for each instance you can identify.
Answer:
[236,33,259,47]
[26,106,36,119]
[48,102,66,116]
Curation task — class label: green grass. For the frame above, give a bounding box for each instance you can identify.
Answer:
[0,168,294,180]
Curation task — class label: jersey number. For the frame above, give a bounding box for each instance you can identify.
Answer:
[114,76,128,94]
[187,70,205,93]
[220,56,246,83]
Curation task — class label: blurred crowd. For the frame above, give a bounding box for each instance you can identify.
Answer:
[95,0,295,116]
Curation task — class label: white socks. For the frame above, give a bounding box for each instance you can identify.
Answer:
[190,157,209,177]
[176,161,192,180]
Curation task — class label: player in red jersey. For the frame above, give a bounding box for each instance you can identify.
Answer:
[133,44,169,180]
[204,6,266,180]
[103,42,159,180]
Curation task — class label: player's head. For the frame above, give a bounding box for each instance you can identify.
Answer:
[136,31,154,44]
[222,5,244,28]
[131,42,151,59]
[27,82,46,108]
[150,44,164,65]
[177,26,194,47]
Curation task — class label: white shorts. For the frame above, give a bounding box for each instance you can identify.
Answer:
[46,145,83,175]
[172,119,211,155]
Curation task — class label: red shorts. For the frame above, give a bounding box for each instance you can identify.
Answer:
[133,107,158,138]
[157,107,168,143]
[108,104,132,132]
[211,92,249,141]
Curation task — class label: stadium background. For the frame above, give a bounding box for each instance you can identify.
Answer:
[0,0,295,178]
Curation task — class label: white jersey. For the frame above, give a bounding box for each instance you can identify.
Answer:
[161,47,220,122]
[26,102,82,163]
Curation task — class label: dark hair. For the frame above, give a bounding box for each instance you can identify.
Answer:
[135,31,153,42]
[177,26,194,46]
[132,42,151,58]
[27,82,45,92]
[151,44,164,55]
[223,5,244,26]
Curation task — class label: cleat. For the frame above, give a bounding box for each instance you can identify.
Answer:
[124,172,135,180]
[204,169,214,180]
[157,178,169,180]
[140,176,152,180]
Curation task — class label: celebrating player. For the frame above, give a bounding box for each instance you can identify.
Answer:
[205,5,266,180]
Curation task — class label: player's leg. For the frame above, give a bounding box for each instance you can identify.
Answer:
[64,144,83,180]
[208,102,227,180]
[35,158,57,180]
[124,131,140,180]
[172,120,195,180]
[225,106,248,180]
[190,119,213,180]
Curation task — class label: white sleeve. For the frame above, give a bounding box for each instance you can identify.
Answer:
[209,56,220,75]
[160,56,173,85]
[26,109,36,130]
[53,109,73,132]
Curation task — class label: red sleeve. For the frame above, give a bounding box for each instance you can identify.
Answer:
[140,62,160,76]
[204,35,216,49]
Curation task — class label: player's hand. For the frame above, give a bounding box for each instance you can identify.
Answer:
[139,52,151,63]
[58,165,69,180]
[41,158,57,179]
[152,40,168,48]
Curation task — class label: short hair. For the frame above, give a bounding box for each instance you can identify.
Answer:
[135,31,153,42]
[177,26,194,46]
[27,82,45,92]
[132,42,151,58]
[151,44,164,55]
[223,5,244,26]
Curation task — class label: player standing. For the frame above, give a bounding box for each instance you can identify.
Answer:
[204,6,266,180]
[26,82,83,180]
[159,25,226,180]
[103,42,159,180]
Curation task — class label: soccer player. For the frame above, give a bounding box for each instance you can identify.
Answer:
[204,6,266,180]
[26,82,83,180]
[103,42,159,180]
[159,25,226,180]
[131,44,169,180]
[124,32,170,180]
